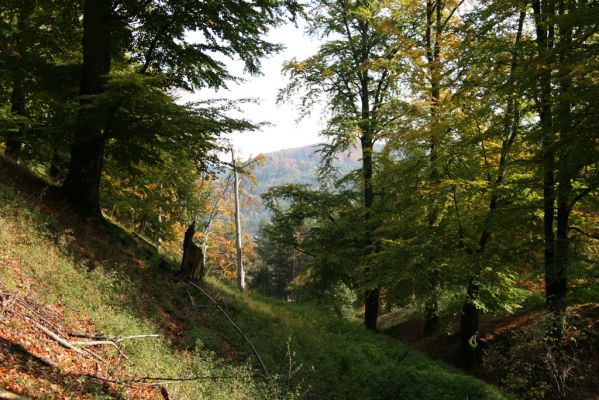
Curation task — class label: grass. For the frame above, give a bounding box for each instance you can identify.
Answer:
[0,162,508,399]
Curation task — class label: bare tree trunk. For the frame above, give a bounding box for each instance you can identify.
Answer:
[532,0,568,336]
[231,147,245,289]
[361,91,379,331]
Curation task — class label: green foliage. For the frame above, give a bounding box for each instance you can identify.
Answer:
[89,71,260,240]
[0,171,507,400]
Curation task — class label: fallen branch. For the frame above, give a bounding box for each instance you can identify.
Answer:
[69,332,160,343]
[68,332,158,361]
[115,334,160,343]
[20,316,106,363]
[28,319,87,356]
[188,282,269,376]
[71,340,130,361]
[0,388,34,400]
[83,373,237,387]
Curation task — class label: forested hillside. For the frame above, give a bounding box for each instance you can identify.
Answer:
[251,145,363,192]
[1,0,598,399]
[244,144,365,233]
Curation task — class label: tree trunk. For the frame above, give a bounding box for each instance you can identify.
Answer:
[361,122,379,331]
[364,287,380,331]
[460,282,480,365]
[181,222,205,283]
[532,0,566,332]
[420,0,446,334]
[63,0,112,216]
[231,148,245,289]
[548,0,573,330]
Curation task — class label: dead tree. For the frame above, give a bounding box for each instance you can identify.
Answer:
[180,221,205,283]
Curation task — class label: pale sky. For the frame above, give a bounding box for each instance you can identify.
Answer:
[181,20,324,159]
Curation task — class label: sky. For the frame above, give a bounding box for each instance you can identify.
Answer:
[181,21,324,159]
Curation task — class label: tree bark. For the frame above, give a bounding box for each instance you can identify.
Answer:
[532,0,567,331]
[232,148,245,289]
[422,0,443,334]
[63,0,112,216]
[361,94,379,331]
[181,222,205,283]
[549,0,573,323]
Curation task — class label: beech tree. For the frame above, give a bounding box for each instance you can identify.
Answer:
[63,0,301,215]
[529,0,599,333]
[282,0,399,330]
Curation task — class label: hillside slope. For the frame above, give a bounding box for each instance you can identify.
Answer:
[0,157,506,400]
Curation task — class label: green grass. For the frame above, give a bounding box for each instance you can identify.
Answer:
[0,172,507,400]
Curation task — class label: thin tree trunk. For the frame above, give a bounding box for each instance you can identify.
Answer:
[232,147,245,289]
[63,0,112,216]
[361,88,379,331]
[422,0,443,334]
[532,0,564,331]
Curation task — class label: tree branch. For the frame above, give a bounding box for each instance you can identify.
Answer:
[188,282,269,376]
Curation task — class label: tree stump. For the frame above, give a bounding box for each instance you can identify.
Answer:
[180,222,205,283]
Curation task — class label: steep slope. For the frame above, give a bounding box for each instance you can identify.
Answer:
[0,157,507,400]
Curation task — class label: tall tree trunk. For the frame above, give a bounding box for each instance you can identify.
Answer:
[550,0,573,326]
[63,0,112,215]
[532,0,565,333]
[359,49,380,329]
[362,130,379,331]
[459,8,526,355]
[422,0,443,334]
[232,148,246,289]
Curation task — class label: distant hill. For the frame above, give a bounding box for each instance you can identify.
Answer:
[251,144,362,193]
[243,144,364,235]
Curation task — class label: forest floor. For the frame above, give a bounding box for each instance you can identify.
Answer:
[383,303,599,399]
[0,155,507,399]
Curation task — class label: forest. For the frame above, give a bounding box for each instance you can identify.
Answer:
[0,0,598,399]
